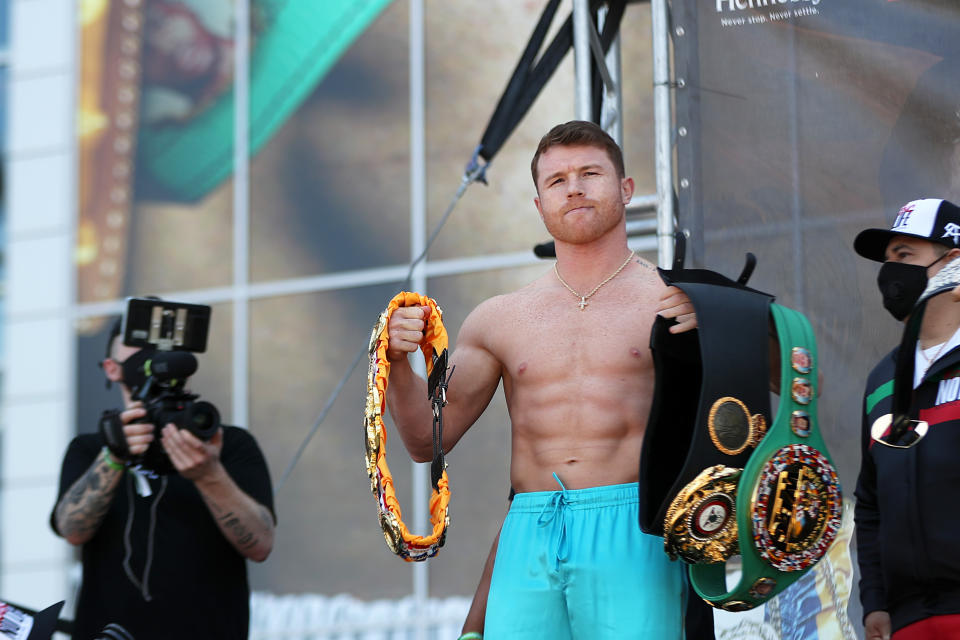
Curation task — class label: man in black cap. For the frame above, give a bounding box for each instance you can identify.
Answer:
[50,316,276,640]
[854,198,960,640]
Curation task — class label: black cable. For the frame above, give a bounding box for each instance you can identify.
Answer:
[275,166,486,492]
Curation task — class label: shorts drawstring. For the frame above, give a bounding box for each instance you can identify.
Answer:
[536,472,570,572]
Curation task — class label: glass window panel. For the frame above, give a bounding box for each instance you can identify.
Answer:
[75,315,118,436]
[423,2,571,261]
[249,1,410,282]
[248,286,416,597]
[77,0,235,304]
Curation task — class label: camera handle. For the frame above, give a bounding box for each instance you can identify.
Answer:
[99,410,131,461]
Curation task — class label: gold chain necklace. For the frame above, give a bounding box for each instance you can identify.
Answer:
[920,341,948,363]
[554,250,635,310]
[919,340,950,377]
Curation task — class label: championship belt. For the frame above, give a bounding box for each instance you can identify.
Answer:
[640,262,774,541]
[639,262,843,611]
[364,292,452,561]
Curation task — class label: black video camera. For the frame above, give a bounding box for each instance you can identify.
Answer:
[100,298,221,474]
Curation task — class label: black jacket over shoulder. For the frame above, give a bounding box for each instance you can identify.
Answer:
[856,345,960,633]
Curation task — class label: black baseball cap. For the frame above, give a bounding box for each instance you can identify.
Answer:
[855,198,960,262]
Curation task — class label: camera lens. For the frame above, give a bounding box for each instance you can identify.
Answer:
[185,401,220,440]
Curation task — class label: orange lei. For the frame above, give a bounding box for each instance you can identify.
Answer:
[364,292,451,561]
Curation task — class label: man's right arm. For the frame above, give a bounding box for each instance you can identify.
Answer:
[53,405,156,545]
[54,450,125,545]
[385,302,502,462]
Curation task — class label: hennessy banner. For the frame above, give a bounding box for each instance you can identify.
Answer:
[673,0,960,636]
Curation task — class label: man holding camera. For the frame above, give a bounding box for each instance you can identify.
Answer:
[51,316,276,640]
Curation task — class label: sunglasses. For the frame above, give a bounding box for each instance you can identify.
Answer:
[870,414,929,449]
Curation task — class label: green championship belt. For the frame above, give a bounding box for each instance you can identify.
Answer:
[687,304,842,610]
[639,262,842,611]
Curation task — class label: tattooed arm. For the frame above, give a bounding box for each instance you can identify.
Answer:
[162,424,275,561]
[53,406,155,545]
[195,468,275,562]
[54,450,125,545]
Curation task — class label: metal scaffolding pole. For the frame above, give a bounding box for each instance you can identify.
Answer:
[651,0,675,268]
[232,0,251,428]
[600,4,624,146]
[570,0,674,261]
[410,2,429,639]
[572,0,594,120]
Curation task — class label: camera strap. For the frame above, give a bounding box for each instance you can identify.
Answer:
[121,473,168,602]
[365,292,452,562]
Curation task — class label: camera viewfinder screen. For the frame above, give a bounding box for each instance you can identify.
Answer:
[122,298,211,353]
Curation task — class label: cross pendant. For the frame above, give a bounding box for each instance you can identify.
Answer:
[578,297,588,311]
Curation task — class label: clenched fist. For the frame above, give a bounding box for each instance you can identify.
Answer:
[386,305,431,362]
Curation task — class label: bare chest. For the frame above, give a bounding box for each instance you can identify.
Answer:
[493,294,658,386]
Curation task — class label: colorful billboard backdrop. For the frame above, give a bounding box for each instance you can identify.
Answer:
[76,0,392,310]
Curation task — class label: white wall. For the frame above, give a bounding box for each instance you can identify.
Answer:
[1,0,77,611]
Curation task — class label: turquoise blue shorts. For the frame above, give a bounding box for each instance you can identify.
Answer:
[484,479,686,639]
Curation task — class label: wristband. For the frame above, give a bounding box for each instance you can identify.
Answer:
[458,634,483,640]
[101,446,126,472]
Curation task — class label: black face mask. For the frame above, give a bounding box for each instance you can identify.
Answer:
[118,348,155,394]
[877,254,945,321]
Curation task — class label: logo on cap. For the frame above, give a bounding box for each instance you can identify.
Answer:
[943,223,960,244]
[893,203,916,229]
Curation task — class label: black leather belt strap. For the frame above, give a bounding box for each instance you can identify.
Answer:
[639,263,773,536]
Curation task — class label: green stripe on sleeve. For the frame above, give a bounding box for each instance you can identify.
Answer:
[865,379,894,414]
